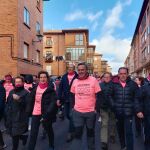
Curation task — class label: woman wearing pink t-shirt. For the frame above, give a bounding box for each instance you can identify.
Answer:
[26,71,57,150]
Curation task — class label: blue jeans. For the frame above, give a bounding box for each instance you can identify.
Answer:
[64,102,75,133]
[144,116,150,150]
[116,115,133,150]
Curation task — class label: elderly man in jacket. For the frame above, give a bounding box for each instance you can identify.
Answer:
[109,67,138,150]
[57,63,78,142]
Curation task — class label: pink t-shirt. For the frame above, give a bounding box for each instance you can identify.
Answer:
[4,83,14,99]
[32,86,47,115]
[68,74,75,85]
[71,76,101,113]
[120,81,126,88]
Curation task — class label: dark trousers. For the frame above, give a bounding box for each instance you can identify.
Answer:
[71,110,96,150]
[12,135,27,150]
[135,115,142,136]
[116,115,133,150]
[144,116,150,150]
[0,130,4,146]
[0,117,4,146]
[28,115,54,150]
[64,102,75,133]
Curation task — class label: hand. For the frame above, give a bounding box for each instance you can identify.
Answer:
[137,112,144,118]
[12,94,20,101]
[57,100,61,107]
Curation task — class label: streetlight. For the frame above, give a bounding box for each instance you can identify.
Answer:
[32,34,43,44]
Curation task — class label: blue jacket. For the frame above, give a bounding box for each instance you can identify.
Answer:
[58,72,78,103]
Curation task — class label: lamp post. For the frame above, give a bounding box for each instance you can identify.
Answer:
[32,34,43,44]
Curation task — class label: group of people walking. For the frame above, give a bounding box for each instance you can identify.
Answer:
[0,62,149,150]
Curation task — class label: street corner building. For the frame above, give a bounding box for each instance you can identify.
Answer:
[0,0,49,78]
[43,29,111,76]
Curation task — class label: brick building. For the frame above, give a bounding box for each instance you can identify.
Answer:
[93,53,103,75]
[0,0,49,78]
[43,29,89,76]
[43,29,111,76]
[101,60,109,74]
[125,0,150,77]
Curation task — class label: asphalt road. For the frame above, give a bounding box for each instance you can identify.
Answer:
[1,118,145,150]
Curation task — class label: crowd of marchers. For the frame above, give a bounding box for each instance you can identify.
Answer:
[0,62,149,150]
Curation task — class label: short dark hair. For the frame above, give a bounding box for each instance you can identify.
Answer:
[135,76,144,86]
[103,72,112,77]
[77,62,88,70]
[38,71,49,79]
[118,67,129,74]
[14,76,24,83]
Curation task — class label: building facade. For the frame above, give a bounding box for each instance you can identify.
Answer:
[93,53,103,75]
[43,29,89,76]
[0,0,48,78]
[43,29,111,76]
[125,0,150,77]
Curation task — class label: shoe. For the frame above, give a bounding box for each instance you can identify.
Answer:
[0,144,7,149]
[110,135,115,144]
[22,135,28,146]
[101,142,108,150]
[1,129,6,133]
[66,133,73,143]
[49,146,54,150]
[121,147,126,150]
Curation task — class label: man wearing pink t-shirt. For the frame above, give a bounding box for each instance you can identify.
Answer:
[70,62,101,150]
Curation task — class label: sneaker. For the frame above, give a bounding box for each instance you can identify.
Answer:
[0,144,7,149]
[101,142,108,150]
[22,135,28,146]
[66,133,73,143]
[121,147,126,150]
[49,146,54,150]
[110,135,115,144]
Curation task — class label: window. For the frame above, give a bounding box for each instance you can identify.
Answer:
[24,7,30,26]
[147,7,149,17]
[36,50,40,63]
[141,13,146,33]
[147,24,150,36]
[87,58,93,63]
[142,47,147,60]
[23,43,29,59]
[46,38,53,46]
[45,51,53,62]
[37,0,41,11]
[94,65,98,69]
[75,34,83,45]
[148,45,150,54]
[65,48,85,61]
[37,0,40,4]
[144,31,147,41]
[36,22,40,34]
[46,65,52,75]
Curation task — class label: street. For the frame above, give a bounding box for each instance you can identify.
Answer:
[1,117,145,150]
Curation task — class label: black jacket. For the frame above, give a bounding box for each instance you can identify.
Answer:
[99,81,113,110]
[58,72,78,103]
[26,84,57,122]
[0,84,6,119]
[109,78,138,116]
[135,83,150,116]
[5,88,29,136]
